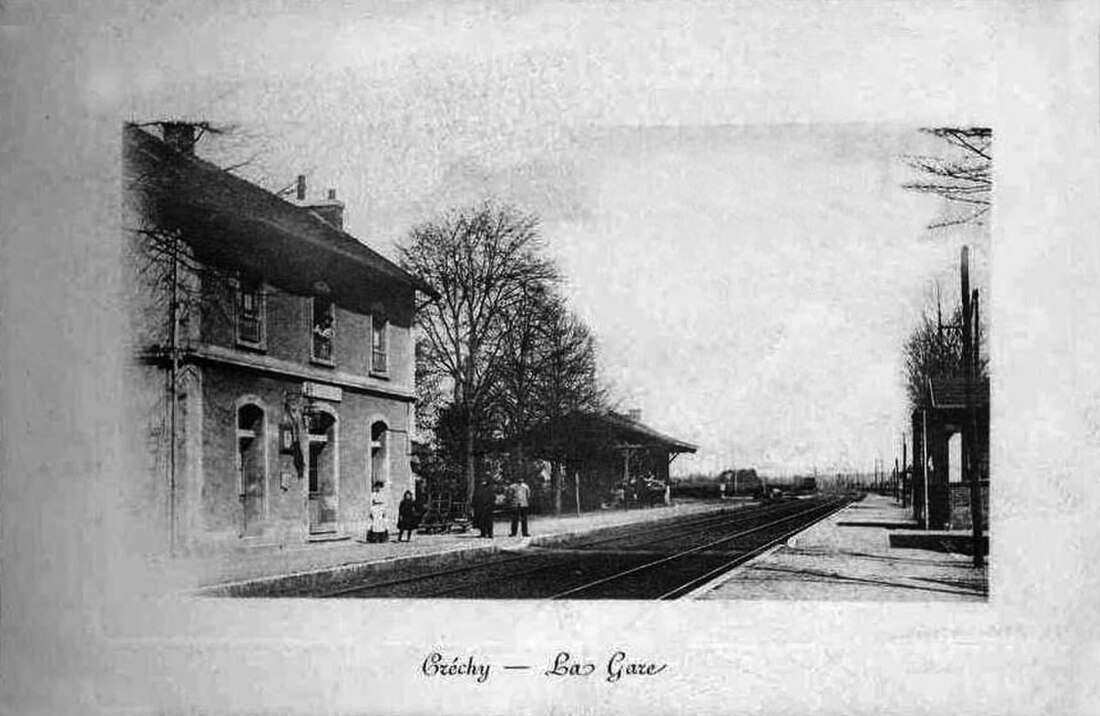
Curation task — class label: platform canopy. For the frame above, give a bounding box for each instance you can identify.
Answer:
[501,410,697,461]
[927,377,990,411]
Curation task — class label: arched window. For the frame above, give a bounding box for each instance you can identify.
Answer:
[370,421,389,486]
[237,403,266,536]
[948,432,962,483]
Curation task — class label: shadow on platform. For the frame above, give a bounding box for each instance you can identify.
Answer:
[836,521,916,529]
[831,549,975,567]
[890,532,988,555]
[752,564,988,598]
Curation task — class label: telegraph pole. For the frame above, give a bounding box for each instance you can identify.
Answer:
[901,434,908,507]
[961,246,984,567]
[168,231,180,557]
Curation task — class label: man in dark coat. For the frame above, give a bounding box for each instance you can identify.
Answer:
[472,478,496,538]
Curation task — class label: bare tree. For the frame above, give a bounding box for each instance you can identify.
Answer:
[530,298,607,515]
[124,120,248,554]
[400,201,559,500]
[124,120,312,552]
[534,301,606,420]
[124,121,262,345]
[490,285,608,513]
[903,127,992,230]
[903,297,988,410]
[492,281,556,441]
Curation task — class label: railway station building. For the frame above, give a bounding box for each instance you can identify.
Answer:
[909,377,990,530]
[123,123,437,554]
[505,410,697,513]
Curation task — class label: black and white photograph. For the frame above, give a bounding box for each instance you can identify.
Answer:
[124,118,991,603]
[3,1,1099,714]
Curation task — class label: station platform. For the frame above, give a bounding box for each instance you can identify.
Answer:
[692,493,988,601]
[173,499,739,596]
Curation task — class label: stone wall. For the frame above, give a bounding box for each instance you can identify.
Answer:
[948,481,990,531]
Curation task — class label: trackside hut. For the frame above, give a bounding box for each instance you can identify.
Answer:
[508,411,697,512]
[910,377,990,531]
[123,123,437,554]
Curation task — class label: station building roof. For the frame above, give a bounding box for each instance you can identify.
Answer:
[123,123,438,315]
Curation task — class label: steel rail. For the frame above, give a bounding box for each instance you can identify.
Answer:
[420,500,822,599]
[657,498,853,599]
[315,502,770,598]
[547,498,849,600]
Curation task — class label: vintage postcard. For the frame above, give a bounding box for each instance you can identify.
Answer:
[2,1,1098,714]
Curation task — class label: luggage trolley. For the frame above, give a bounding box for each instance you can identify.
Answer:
[418,493,473,534]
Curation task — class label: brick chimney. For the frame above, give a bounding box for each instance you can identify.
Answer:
[307,188,345,231]
[628,408,643,423]
[161,122,197,154]
[295,176,345,231]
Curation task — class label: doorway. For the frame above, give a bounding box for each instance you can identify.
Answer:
[370,420,389,486]
[948,432,962,483]
[237,404,266,537]
[307,409,338,534]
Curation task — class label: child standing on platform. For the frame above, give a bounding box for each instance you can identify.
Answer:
[396,490,421,543]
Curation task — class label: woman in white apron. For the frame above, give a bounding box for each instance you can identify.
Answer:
[366,481,389,543]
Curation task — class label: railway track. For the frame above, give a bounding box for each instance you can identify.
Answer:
[315,503,756,598]
[552,497,851,600]
[317,496,850,600]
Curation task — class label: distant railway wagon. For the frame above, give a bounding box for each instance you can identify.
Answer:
[792,476,818,494]
[718,469,762,496]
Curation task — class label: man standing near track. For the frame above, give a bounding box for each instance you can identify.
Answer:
[507,476,531,538]
[473,477,496,538]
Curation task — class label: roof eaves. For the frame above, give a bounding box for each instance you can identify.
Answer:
[603,412,698,453]
[125,124,440,300]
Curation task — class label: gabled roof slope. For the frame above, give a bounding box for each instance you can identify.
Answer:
[504,410,698,458]
[123,124,438,309]
[928,377,990,410]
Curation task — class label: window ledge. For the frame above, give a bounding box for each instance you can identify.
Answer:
[310,356,335,368]
[236,339,268,353]
[369,370,390,380]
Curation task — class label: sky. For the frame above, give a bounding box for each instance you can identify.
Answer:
[104,0,995,477]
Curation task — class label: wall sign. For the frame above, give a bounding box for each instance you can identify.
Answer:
[302,382,342,402]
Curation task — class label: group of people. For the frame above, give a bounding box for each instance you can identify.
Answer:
[364,477,534,543]
[365,482,422,544]
[472,477,531,539]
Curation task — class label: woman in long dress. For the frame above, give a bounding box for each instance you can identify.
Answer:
[396,490,421,543]
[366,481,389,543]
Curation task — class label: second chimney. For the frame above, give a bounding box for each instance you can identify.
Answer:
[304,187,345,231]
[162,122,197,155]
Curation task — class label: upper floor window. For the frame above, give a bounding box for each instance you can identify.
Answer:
[311,297,334,364]
[371,317,387,375]
[236,278,265,348]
